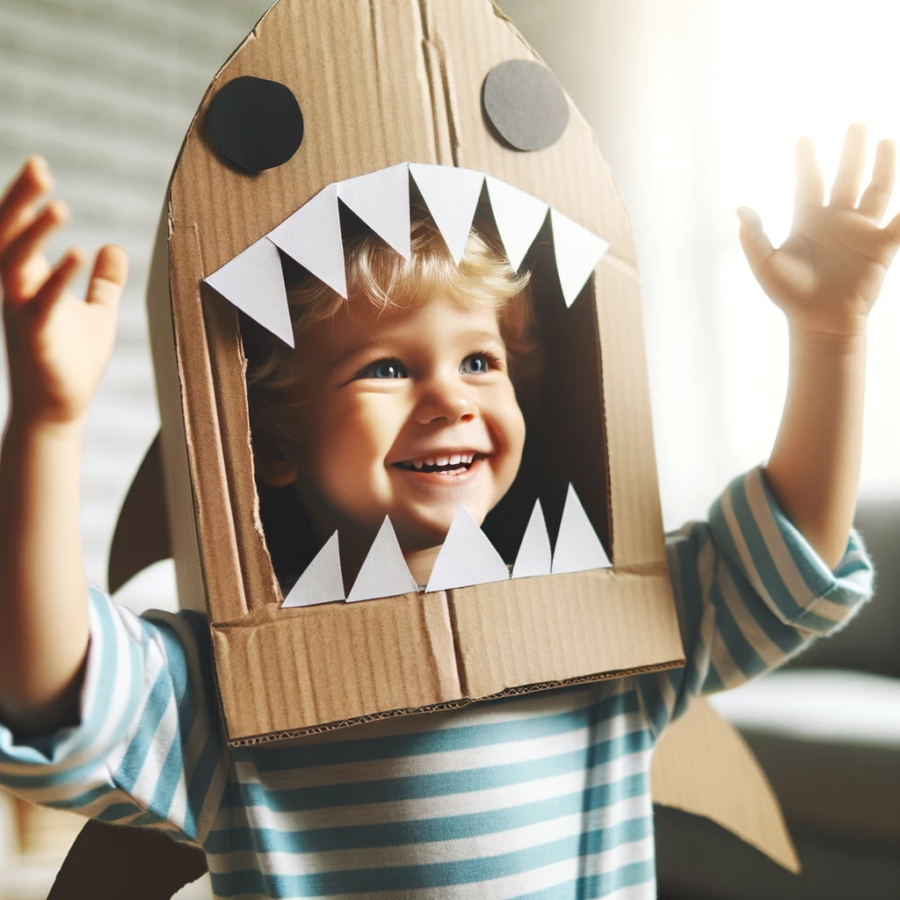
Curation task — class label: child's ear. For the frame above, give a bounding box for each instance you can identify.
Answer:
[252,433,299,488]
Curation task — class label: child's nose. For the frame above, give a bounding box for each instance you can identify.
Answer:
[414,378,477,426]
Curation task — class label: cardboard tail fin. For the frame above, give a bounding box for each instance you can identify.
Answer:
[108,432,172,595]
[652,697,800,874]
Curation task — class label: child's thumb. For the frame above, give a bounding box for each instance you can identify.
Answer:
[736,206,774,276]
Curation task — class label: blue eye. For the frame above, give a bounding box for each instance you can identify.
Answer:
[360,358,407,379]
[460,354,491,375]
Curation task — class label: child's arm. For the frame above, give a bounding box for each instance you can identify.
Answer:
[0,157,127,734]
[737,124,900,568]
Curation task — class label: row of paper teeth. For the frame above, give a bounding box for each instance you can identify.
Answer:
[204,162,611,350]
[282,484,612,608]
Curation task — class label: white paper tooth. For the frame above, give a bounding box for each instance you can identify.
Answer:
[549,208,609,307]
[551,484,612,574]
[410,164,485,265]
[204,236,294,348]
[337,163,411,259]
[512,499,552,579]
[426,505,510,592]
[268,184,347,298]
[485,176,549,272]
[282,531,345,607]
[346,516,418,602]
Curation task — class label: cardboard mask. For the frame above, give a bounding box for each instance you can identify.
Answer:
[106,0,797,877]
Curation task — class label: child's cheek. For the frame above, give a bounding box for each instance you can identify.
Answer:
[315,396,406,521]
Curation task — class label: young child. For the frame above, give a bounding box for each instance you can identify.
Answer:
[0,123,896,899]
[242,210,537,587]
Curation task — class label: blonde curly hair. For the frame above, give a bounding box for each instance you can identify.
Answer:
[243,211,540,449]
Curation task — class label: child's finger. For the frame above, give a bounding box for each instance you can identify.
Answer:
[0,157,54,253]
[85,245,128,306]
[30,248,84,316]
[794,137,824,214]
[830,122,867,208]
[0,201,69,295]
[736,206,775,275]
[858,139,896,222]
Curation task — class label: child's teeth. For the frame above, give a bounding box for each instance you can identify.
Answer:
[425,458,435,467]
[414,460,423,469]
[437,456,449,466]
[450,454,461,466]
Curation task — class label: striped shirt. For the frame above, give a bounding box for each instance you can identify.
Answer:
[0,468,873,899]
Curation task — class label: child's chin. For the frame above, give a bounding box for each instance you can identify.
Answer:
[396,505,485,549]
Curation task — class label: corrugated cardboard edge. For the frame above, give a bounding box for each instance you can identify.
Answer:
[651,697,800,874]
[225,657,683,746]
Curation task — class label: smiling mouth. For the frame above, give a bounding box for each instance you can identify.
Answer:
[393,452,486,475]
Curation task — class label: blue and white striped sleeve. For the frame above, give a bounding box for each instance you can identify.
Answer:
[637,466,874,735]
[0,587,228,844]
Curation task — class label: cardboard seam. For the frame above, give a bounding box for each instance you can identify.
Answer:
[416,0,459,167]
[444,588,469,697]
[225,657,686,746]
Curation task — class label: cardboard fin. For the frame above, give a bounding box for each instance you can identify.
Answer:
[652,698,800,873]
[511,499,552,579]
[426,505,509,592]
[282,531,345,607]
[337,163,411,259]
[268,184,347,298]
[549,207,610,307]
[204,236,294,347]
[410,164,485,265]
[485,176,549,271]
[108,432,172,595]
[551,484,612,574]
[49,818,207,900]
[347,516,418,602]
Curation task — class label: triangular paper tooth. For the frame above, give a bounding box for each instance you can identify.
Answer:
[551,484,612,575]
[410,164,485,265]
[268,184,347,298]
[549,208,609,307]
[281,531,345,607]
[347,516,418,602]
[485,176,549,272]
[204,236,294,348]
[512,499,552,579]
[426,505,510,592]
[337,163,411,260]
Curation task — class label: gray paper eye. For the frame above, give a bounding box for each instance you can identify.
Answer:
[482,60,569,152]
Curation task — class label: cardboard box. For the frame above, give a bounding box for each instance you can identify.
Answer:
[105,0,796,878]
[139,0,689,745]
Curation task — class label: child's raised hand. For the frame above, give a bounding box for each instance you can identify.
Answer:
[0,157,127,429]
[737,123,900,338]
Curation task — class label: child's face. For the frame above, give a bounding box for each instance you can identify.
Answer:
[279,294,526,552]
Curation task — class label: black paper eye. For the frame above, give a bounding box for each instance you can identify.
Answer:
[207,75,304,173]
[482,60,569,152]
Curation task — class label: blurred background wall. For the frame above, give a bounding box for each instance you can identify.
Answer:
[0,1,898,897]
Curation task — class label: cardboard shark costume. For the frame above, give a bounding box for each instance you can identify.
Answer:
[54,0,800,894]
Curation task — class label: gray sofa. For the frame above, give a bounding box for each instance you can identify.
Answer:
[656,492,900,900]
